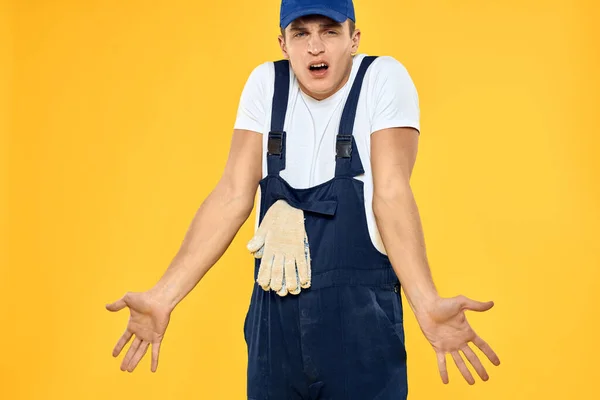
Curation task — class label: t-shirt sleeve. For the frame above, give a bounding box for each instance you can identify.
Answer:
[233,62,271,134]
[369,56,421,134]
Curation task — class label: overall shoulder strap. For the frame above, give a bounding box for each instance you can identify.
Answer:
[267,59,290,176]
[335,55,378,178]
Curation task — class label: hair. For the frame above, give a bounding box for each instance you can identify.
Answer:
[280,18,356,40]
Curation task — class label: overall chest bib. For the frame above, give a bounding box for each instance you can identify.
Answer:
[244,56,408,400]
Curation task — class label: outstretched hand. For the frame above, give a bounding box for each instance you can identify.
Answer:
[105,291,172,372]
[415,295,501,384]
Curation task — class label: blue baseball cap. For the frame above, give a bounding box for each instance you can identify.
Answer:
[280,0,355,29]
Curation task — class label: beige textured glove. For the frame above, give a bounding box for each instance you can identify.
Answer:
[247,199,311,296]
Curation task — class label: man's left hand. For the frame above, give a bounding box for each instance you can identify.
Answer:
[414,295,501,385]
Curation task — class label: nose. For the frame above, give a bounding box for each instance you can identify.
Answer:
[307,35,325,55]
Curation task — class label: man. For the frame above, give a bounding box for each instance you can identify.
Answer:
[106,0,500,398]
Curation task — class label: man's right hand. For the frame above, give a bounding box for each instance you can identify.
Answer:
[105,291,172,373]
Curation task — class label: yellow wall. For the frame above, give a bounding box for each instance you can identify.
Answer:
[1,0,13,375]
[4,0,599,399]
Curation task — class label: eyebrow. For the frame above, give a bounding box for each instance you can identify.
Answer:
[289,22,343,31]
[320,22,343,29]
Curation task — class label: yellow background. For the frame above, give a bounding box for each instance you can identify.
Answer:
[3,0,599,398]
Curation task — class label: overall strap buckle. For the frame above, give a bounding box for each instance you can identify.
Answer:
[335,134,353,159]
[268,131,285,156]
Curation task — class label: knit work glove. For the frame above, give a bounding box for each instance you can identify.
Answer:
[247,199,311,296]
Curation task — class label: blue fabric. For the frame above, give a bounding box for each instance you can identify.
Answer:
[244,56,408,400]
[266,60,290,176]
[280,0,355,28]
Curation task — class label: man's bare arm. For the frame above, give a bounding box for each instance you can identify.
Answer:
[372,127,500,384]
[148,129,263,310]
[371,127,440,314]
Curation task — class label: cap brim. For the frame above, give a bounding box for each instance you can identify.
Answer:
[280,7,349,29]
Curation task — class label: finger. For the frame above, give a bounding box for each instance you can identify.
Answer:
[253,245,264,259]
[112,328,134,357]
[151,341,161,373]
[106,297,127,312]
[288,285,300,295]
[127,340,150,372]
[437,352,449,384]
[247,236,266,253]
[297,234,311,288]
[284,256,299,294]
[288,261,302,295]
[451,351,475,385]
[120,337,141,371]
[270,253,285,292]
[247,222,269,253]
[257,247,274,290]
[248,205,280,252]
[305,234,311,284]
[459,295,494,312]
[288,268,301,295]
[472,336,501,366]
[296,255,310,289]
[276,283,289,297]
[461,344,489,381]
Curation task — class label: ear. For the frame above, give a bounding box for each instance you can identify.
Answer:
[351,28,361,54]
[278,34,289,59]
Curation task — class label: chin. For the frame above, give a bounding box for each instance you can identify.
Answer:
[310,82,333,93]
[304,79,335,97]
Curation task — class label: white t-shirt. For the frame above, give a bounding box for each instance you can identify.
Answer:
[234,53,420,255]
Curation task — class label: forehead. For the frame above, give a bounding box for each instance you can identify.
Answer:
[288,15,345,30]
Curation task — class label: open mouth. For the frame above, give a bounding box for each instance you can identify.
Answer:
[309,62,329,72]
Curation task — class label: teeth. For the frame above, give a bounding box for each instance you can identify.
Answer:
[311,63,327,68]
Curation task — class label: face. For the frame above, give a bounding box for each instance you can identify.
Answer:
[279,15,360,101]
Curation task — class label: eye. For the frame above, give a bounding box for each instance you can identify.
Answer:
[327,30,338,35]
[294,32,306,38]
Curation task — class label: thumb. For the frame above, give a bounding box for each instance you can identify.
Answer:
[248,206,279,252]
[105,296,127,312]
[458,295,494,312]
[247,233,266,253]
[253,245,265,259]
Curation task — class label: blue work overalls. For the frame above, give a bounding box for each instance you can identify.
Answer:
[244,56,408,400]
